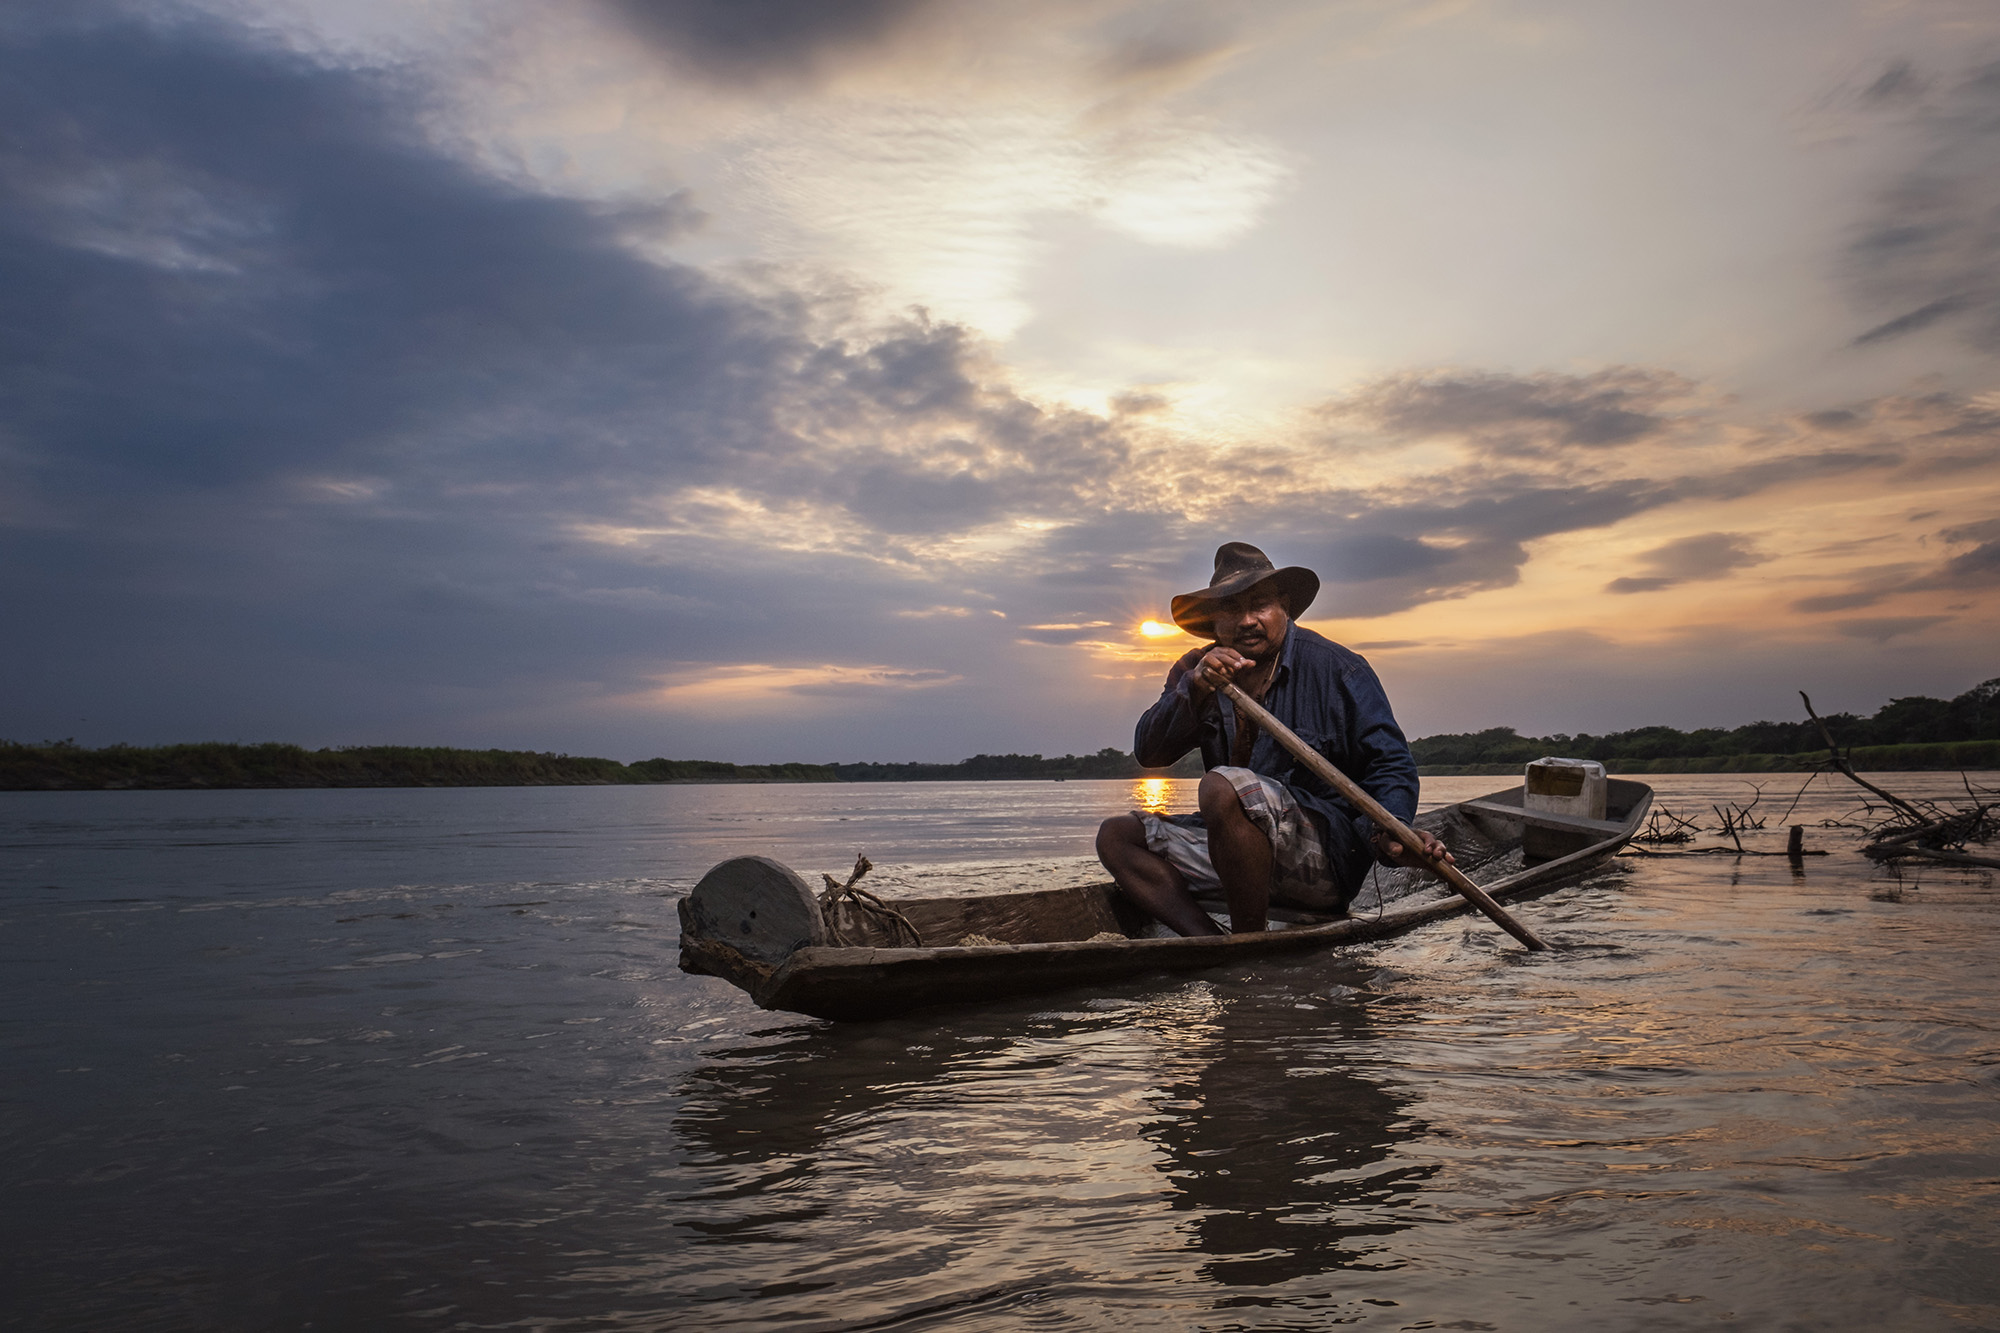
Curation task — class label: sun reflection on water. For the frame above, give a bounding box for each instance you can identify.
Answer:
[1134,777,1173,814]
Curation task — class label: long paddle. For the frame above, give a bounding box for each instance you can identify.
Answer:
[1220,682,1550,952]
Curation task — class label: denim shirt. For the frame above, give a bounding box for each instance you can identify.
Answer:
[1133,624,1420,857]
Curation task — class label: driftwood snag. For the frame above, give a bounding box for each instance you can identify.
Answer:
[1800,690,1998,870]
[1800,691,1930,823]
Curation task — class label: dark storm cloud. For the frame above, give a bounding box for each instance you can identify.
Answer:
[1318,533,1451,582]
[1936,538,2000,584]
[1862,60,1926,106]
[1016,511,1200,602]
[0,12,1129,528]
[1220,366,1773,618]
[1793,590,1890,614]
[0,13,1148,753]
[1835,616,1951,642]
[1260,374,1991,622]
[1334,368,1685,455]
[602,0,935,83]
[1846,60,2000,350]
[1940,516,2000,545]
[1093,5,1238,84]
[1243,476,1666,619]
[1604,532,1767,595]
[0,13,1134,550]
[1854,293,1974,345]
[1414,479,1666,541]
[1672,449,1908,503]
[1789,520,2000,615]
[0,18,794,501]
[1670,388,2000,501]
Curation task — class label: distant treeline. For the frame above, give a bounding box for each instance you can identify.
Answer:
[1,742,645,790]
[610,749,1194,784]
[0,742,1194,791]
[1411,677,2000,774]
[825,749,1193,782]
[4,678,1994,790]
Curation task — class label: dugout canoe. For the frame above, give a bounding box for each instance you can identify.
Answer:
[677,778,1653,1021]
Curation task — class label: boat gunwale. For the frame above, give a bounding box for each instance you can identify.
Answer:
[749,781,1653,1009]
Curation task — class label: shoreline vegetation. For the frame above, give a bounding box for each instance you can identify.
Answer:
[4,679,1994,791]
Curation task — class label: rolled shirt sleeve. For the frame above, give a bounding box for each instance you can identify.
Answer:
[1133,648,1214,769]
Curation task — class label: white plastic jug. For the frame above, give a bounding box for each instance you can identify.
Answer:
[1524,757,1607,821]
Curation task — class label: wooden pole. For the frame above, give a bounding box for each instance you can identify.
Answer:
[1220,682,1550,952]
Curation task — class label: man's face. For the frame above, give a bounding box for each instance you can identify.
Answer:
[1212,587,1290,661]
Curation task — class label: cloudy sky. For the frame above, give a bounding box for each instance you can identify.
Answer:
[3,0,1997,762]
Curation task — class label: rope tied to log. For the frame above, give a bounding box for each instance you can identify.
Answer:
[818,853,924,947]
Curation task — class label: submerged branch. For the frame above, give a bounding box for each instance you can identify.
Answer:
[1800,691,1930,825]
[1864,846,2000,870]
[1798,690,1998,865]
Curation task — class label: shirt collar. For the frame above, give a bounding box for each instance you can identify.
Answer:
[1272,621,1298,683]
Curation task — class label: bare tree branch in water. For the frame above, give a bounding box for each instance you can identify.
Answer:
[1628,785,1820,858]
[1800,691,1931,823]
[1800,692,2000,869]
[1636,805,1700,844]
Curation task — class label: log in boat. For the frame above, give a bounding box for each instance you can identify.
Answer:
[677,778,1654,1021]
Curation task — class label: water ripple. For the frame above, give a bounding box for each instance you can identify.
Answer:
[2,776,1997,1329]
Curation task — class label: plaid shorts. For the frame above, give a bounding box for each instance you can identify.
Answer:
[1137,766,1348,911]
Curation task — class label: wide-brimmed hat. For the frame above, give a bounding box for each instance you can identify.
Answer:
[1170,542,1320,639]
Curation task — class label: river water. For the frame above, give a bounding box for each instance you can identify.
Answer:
[2,773,1996,1331]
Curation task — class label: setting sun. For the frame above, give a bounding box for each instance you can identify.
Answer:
[1139,620,1181,638]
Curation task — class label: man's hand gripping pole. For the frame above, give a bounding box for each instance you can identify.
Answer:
[1219,683,1550,952]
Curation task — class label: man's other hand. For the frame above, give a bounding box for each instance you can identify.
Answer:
[1374,828,1455,869]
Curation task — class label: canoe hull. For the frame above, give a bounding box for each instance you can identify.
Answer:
[679,780,1652,1021]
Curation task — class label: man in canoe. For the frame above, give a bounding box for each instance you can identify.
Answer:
[1097,542,1452,935]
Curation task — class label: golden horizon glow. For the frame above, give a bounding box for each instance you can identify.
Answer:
[1139,619,1182,638]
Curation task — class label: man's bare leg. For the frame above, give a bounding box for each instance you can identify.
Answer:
[1198,771,1273,934]
[1094,814,1223,936]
